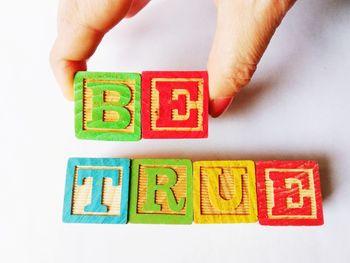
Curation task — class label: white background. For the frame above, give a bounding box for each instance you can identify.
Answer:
[0,0,349,262]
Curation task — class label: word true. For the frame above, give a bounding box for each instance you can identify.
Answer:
[63,158,324,226]
[75,71,209,141]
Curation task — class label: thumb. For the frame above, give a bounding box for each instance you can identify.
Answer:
[207,0,296,117]
[50,0,136,100]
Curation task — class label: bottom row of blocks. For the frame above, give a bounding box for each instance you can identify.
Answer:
[63,158,324,225]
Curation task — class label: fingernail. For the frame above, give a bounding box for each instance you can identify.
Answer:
[209,97,233,118]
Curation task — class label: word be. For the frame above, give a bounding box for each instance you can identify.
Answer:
[63,158,324,226]
[75,71,208,141]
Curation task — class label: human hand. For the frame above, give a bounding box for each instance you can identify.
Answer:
[50,0,295,117]
[49,0,150,100]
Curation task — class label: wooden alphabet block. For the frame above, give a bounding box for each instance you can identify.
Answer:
[63,158,130,224]
[75,72,141,141]
[141,71,208,139]
[256,160,324,226]
[193,161,258,224]
[129,159,193,224]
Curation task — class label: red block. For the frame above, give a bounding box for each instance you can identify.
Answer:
[141,71,208,139]
[256,160,324,226]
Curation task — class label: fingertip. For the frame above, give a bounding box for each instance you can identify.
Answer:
[125,0,150,18]
[50,51,86,101]
[209,97,234,118]
[207,62,238,117]
[62,87,74,101]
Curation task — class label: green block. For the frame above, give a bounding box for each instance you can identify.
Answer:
[129,159,193,224]
[75,71,141,141]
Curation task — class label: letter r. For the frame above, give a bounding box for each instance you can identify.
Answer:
[142,167,185,212]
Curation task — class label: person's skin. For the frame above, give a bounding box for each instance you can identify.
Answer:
[50,0,296,117]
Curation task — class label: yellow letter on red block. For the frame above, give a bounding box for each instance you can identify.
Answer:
[256,160,324,226]
[193,161,258,223]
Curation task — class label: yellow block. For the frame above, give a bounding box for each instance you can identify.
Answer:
[193,160,258,223]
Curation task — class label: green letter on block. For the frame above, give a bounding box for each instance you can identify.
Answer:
[75,71,141,141]
[143,167,185,212]
[88,83,131,130]
[129,159,193,224]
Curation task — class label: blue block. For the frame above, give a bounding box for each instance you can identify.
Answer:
[63,158,130,224]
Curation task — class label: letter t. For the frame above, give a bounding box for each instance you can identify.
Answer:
[77,169,120,213]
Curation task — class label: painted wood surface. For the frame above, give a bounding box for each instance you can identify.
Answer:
[193,160,258,224]
[74,72,141,141]
[129,159,193,224]
[62,158,324,225]
[256,160,324,226]
[63,158,130,224]
[141,71,208,139]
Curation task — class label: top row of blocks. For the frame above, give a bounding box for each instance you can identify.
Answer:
[75,71,209,141]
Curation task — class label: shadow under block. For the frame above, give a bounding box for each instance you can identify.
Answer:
[75,72,141,141]
[63,158,131,224]
[256,160,324,226]
[141,71,208,139]
[129,159,193,224]
[193,161,258,224]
